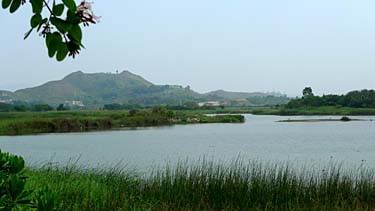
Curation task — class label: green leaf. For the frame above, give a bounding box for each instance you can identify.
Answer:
[68,24,82,43]
[50,17,72,33]
[9,0,21,13]
[8,175,26,199]
[66,10,80,24]
[9,155,25,173]
[56,43,69,61]
[46,32,62,58]
[30,0,43,13]
[52,3,64,16]
[30,13,42,28]
[62,0,76,12]
[46,33,55,48]
[48,45,58,58]
[2,0,12,9]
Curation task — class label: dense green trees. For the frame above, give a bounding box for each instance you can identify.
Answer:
[103,103,141,110]
[302,87,314,97]
[32,104,54,111]
[286,89,375,109]
[0,103,56,112]
[0,103,14,112]
[56,104,69,111]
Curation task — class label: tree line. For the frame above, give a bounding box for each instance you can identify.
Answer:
[286,88,375,108]
[0,103,69,112]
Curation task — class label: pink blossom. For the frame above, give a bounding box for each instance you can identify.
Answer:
[76,0,101,25]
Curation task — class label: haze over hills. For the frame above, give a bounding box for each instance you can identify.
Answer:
[0,71,290,108]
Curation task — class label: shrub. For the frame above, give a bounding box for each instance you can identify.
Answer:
[129,109,138,116]
[0,150,59,210]
[341,116,351,121]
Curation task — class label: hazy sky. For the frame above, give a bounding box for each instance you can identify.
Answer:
[1,0,375,96]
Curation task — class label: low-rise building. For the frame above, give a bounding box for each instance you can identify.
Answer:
[198,101,225,107]
[0,99,13,104]
[64,100,85,107]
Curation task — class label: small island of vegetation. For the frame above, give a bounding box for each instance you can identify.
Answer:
[277,116,365,123]
[0,107,244,136]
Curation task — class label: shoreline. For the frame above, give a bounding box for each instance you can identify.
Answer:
[277,118,366,123]
[0,110,245,136]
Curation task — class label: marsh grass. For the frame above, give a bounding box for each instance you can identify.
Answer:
[0,110,244,135]
[25,160,375,210]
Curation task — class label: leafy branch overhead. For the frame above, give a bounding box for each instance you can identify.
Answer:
[2,0,100,61]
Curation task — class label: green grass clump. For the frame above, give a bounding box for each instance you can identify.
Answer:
[26,161,375,210]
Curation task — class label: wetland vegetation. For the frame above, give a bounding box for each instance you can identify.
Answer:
[25,160,375,211]
[277,116,364,123]
[2,87,375,210]
[253,89,375,116]
[0,107,244,136]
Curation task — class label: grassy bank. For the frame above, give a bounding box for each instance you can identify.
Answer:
[277,117,364,123]
[252,106,375,116]
[26,161,375,210]
[169,107,257,114]
[0,109,244,136]
[171,106,375,116]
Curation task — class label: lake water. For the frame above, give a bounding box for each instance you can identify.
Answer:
[0,114,375,171]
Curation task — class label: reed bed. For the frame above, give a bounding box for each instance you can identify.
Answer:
[26,160,375,210]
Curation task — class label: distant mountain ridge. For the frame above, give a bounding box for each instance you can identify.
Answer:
[0,71,290,107]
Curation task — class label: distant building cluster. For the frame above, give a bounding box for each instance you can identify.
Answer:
[0,99,13,104]
[64,100,85,107]
[0,93,13,104]
[198,101,226,107]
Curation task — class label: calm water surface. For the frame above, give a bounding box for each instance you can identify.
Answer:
[0,115,375,171]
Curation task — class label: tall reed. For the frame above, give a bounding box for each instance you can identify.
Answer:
[26,160,375,210]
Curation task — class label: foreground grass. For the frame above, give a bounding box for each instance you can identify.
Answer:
[26,161,375,210]
[0,110,244,136]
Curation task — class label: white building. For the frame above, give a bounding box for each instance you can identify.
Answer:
[198,101,223,107]
[64,100,85,107]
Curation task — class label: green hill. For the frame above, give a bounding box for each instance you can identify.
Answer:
[0,71,290,108]
[11,71,201,107]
